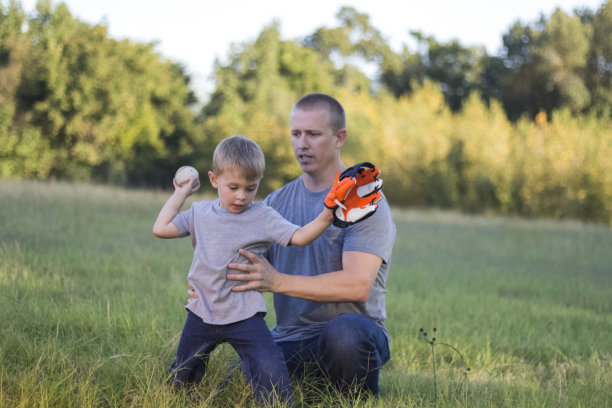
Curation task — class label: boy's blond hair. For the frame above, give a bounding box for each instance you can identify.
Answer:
[212,135,265,180]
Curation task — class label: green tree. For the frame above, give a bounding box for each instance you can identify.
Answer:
[303,6,388,93]
[201,24,338,193]
[0,0,54,178]
[410,32,487,111]
[537,8,592,112]
[3,0,197,185]
[585,0,612,116]
[499,8,592,120]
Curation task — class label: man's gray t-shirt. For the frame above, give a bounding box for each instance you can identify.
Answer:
[172,200,300,325]
[264,176,396,342]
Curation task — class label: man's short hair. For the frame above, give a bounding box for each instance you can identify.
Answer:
[292,93,346,132]
[212,135,265,180]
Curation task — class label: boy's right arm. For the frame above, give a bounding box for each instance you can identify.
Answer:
[153,177,199,238]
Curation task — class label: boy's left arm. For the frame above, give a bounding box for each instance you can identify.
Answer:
[289,164,383,246]
[289,170,350,246]
[289,208,334,246]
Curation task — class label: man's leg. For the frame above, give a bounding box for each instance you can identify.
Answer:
[227,315,294,407]
[317,313,390,397]
[169,310,217,385]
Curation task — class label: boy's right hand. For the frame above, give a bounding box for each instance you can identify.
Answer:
[173,177,200,197]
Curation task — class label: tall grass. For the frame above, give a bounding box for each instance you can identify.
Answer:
[1,180,611,407]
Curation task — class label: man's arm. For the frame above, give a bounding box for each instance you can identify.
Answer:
[227,249,382,302]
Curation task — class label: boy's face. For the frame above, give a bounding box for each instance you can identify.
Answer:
[208,169,260,213]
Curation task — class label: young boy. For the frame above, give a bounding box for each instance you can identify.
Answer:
[153,135,340,406]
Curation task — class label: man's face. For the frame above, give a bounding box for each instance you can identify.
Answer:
[208,169,260,214]
[290,108,341,175]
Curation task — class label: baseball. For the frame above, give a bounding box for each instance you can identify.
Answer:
[175,166,199,186]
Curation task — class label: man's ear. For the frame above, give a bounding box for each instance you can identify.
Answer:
[208,171,218,188]
[335,128,347,149]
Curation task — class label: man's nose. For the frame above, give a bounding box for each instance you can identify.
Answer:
[295,134,308,149]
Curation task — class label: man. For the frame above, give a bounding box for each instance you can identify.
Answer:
[192,93,396,396]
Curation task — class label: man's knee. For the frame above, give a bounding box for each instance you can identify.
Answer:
[319,314,385,361]
[318,313,390,369]
[319,315,360,355]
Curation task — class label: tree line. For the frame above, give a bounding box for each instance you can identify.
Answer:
[1,0,611,224]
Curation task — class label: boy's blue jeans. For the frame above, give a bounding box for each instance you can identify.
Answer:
[276,313,390,397]
[170,310,293,406]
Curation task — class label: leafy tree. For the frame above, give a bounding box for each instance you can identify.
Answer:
[201,24,338,193]
[538,9,592,111]
[585,0,612,116]
[377,45,425,98]
[0,1,54,178]
[1,0,197,185]
[410,32,487,111]
[303,6,389,93]
[499,8,592,120]
[3,1,612,224]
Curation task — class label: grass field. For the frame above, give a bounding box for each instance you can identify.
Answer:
[1,179,611,407]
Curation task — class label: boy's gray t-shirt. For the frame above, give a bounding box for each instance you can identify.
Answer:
[264,176,396,342]
[172,200,300,325]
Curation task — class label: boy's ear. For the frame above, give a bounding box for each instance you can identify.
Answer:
[208,171,218,188]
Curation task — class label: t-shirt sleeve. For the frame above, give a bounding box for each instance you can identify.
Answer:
[342,196,396,264]
[261,204,300,247]
[171,203,194,238]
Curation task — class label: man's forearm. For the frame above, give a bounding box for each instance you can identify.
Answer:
[228,249,382,301]
[275,270,371,302]
[274,251,381,302]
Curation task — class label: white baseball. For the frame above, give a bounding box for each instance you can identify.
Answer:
[175,166,199,186]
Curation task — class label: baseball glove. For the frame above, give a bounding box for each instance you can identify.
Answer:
[324,162,383,228]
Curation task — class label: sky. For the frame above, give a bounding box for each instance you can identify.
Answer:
[19,0,606,102]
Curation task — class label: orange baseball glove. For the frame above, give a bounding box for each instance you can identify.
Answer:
[324,170,356,210]
[324,162,383,228]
